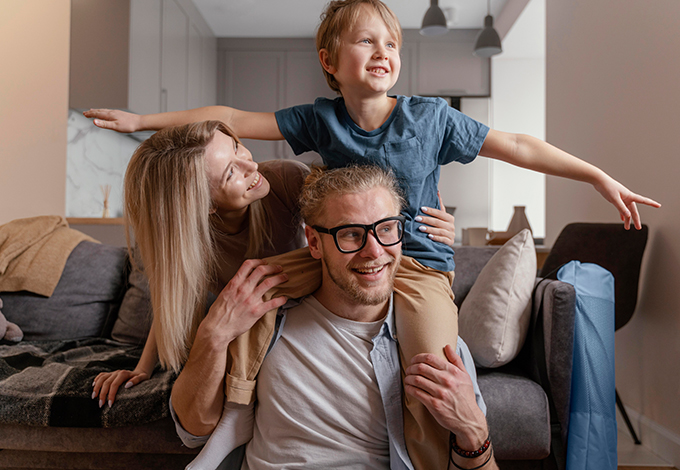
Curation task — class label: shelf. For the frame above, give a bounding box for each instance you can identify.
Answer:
[66,217,124,226]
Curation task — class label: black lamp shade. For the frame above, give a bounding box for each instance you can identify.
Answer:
[420,3,447,36]
[474,15,502,57]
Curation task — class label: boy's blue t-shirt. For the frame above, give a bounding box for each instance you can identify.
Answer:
[275,95,490,272]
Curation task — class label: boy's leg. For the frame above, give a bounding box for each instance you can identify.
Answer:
[225,248,321,405]
[393,256,458,470]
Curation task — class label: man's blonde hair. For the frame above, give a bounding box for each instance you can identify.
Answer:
[316,0,403,94]
[299,164,404,227]
[124,120,270,372]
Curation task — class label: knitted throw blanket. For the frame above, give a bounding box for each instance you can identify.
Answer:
[0,338,176,427]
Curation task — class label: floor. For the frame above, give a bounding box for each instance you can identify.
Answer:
[618,428,676,469]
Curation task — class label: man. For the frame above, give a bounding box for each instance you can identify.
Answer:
[171,165,497,469]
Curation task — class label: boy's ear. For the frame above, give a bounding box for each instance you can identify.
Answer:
[305,225,324,260]
[318,49,337,75]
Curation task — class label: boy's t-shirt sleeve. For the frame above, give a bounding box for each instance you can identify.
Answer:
[275,104,321,156]
[436,103,490,166]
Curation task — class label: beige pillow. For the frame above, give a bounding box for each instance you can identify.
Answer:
[459,229,536,368]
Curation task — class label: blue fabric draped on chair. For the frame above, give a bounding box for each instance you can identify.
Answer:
[558,261,617,470]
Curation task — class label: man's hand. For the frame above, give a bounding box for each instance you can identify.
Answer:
[404,344,487,450]
[83,108,142,133]
[416,191,456,247]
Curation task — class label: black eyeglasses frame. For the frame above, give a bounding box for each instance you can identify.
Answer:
[312,215,406,254]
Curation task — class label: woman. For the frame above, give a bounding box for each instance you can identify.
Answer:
[91,118,458,415]
[92,120,307,406]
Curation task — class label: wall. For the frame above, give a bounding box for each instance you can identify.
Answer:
[489,0,546,239]
[0,1,71,225]
[546,0,680,462]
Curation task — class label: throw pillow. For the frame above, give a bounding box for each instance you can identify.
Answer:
[0,241,128,340]
[111,247,152,345]
[458,229,537,368]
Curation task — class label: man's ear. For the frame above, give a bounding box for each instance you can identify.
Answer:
[318,49,337,75]
[305,225,323,260]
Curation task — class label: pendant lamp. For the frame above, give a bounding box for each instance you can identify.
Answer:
[420,0,448,36]
[474,0,502,57]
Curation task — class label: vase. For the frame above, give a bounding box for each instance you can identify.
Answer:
[506,206,532,235]
[486,206,532,245]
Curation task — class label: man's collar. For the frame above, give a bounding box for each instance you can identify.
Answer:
[378,294,398,343]
[279,294,397,342]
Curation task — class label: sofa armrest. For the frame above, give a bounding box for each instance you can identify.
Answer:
[530,278,575,447]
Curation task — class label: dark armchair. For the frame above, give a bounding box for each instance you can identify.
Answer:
[539,222,649,445]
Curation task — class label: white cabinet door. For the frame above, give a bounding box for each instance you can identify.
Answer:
[128,0,162,114]
[222,50,286,161]
[283,50,336,163]
[417,41,490,96]
[188,23,203,109]
[202,36,217,106]
[161,0,188,112]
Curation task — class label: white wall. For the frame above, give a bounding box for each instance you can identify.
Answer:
[489,0,546,238]
[546,0,680,462]
[0,1,71,224]
[439,99,491,238]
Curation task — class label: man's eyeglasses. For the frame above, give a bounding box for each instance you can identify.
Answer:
[312,216,405,254]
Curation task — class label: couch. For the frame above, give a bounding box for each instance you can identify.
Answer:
[0,240,575,470]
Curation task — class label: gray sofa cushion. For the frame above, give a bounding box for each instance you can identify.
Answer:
[477,369,550,460]
[0,241,127,340]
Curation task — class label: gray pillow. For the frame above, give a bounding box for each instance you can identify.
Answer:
[0,241,128,340]
[111,247,152,345]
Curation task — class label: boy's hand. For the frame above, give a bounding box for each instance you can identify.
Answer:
[83,108,142,133]
[416,191,456,247]
[594,176,661,230]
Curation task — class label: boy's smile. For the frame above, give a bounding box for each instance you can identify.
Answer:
[326,3,401,98]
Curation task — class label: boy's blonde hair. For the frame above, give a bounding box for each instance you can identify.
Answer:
[316,0,403,94]
[299,164,404,227]
[124,120,271,372]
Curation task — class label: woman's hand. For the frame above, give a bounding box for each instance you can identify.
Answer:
[415,191,456,247]
[83,108,142,133]
[593,175,661,230]
[92,368,151,408]
[199,259,289,346]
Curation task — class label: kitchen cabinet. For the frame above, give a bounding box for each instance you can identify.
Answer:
[131,0,217,114]
[70,0,217,114]
[403,29,490,97]
[219,39,335,162]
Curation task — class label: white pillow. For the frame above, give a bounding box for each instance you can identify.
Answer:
[458,229,537,368]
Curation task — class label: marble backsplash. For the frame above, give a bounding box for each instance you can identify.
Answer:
[66,109,141,218]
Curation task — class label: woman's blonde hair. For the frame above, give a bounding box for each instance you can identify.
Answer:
[124,120,270,372]
[316,0,403,94]
[299,164,404,227]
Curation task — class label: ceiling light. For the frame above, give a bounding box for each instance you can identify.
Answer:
[474,0,502,57]
[420,0,448,36]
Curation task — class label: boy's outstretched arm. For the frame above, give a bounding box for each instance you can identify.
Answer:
[83,106,283,141]
[479,129,661,230]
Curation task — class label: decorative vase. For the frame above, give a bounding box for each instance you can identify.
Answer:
[486,206,532,245]
[506,206,532,235]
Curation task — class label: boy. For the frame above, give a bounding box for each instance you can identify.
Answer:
[85,1,659,467]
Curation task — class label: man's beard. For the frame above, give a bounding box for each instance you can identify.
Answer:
[322,253,399,306]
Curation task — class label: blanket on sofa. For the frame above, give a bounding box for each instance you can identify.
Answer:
[0,216,95,297]
[0,338,176,428]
